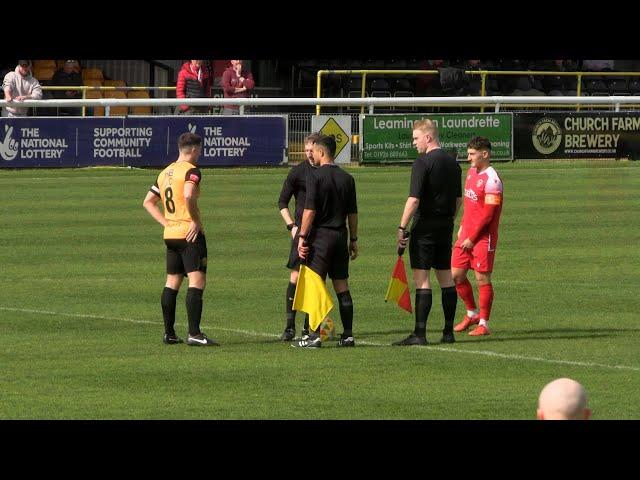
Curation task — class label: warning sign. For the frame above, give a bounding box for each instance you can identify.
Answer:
[311,115,352,164]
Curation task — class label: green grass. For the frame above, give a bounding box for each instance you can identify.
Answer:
[0,161,639,419]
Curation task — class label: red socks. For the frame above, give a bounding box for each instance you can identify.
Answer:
[455,278,477,311]
[478,283,494,322]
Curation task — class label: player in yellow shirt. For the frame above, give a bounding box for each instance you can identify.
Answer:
[142,132,218,346]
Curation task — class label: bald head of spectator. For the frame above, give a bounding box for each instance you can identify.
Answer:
[537,378,591,420]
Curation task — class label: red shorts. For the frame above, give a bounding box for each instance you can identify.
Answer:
[451,236,496,273]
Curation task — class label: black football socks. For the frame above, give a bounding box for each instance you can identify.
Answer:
[441,286,458,335]
[414,288,432,337]
[186,287,204,335]
[161,287,179,336]
[337,290,353,337]
[285,281,297,330]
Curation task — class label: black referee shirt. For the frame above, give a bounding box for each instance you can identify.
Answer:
[305,164,357,229]
[278,160,317,224]
[409,148,462,225]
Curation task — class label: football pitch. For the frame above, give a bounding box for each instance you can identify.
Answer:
[1,160,638,419]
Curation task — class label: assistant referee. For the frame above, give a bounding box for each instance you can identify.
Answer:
[296,134,359,348]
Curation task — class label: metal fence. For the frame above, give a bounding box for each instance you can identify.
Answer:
[287,113,361,163]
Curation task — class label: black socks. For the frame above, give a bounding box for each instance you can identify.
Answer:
[161,287,179,336]
[414,289,432,337]
[186,287,204,336]
[441,286,458,335]
[285,282,296,329]
[337,290,354,337]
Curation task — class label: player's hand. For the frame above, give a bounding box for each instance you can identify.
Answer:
[186,221,202,242]
[397,228,409,247]
[349,240,358,260]
[298,236,309,259]
[460,238,474,251]
[290,225,299,239]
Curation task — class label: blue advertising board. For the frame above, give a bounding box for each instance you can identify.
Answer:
[0,116,287,167]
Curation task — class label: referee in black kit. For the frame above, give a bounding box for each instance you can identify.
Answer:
[296,134,358,348]
[277,132,320,341]
[393,119,462,346]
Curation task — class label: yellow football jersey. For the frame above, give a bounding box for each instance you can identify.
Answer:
[149,161,202,239]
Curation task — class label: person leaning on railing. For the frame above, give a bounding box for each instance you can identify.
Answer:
[2,60,43,117]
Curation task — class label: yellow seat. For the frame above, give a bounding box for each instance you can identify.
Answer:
[83,79,103,89]
[103,91,128,116]
[104,79,126,88]
[82,68,104,81]
[34,59,57,70]
[127,90,152,115]
[84,90,104,116]
[127,90,150,98]
[33,67,56,81]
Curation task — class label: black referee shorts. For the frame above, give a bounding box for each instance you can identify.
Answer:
[305,227,349,280]
[286,235,302,270]
[409,222,453,271]
[165,234,208,275]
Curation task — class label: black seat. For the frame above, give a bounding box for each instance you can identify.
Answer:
[628,78,640,94]
[608,77,629,95]
[583,77,609,96]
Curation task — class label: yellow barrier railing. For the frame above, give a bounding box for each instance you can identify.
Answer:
[316,69,640,114]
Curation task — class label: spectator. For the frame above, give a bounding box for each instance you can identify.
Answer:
[2,60,43,117]
[221,59,255,115]
[582,60,614,71]
[175,60,210,115]
[51,60,83,116]
[415,59,444,96]
[537,378,591,420]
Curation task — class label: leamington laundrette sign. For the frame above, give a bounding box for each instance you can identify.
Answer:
[361,113,513,163]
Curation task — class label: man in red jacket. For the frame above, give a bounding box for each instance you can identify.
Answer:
[175,60,210,115]
[221,60,255,115]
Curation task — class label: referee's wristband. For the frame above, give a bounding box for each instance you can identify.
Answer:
[350,237,358,242]
[286,223,296,231]
[398,225,407,230]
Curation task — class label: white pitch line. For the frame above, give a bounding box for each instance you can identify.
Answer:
[1,305,638,372]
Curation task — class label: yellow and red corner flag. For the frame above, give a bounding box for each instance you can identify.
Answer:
[385,256,413,313]
[293,264,334,331]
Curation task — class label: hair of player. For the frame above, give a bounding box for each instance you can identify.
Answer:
[178,132,202,151]
[412,119,439,142]
[314,134,337,158]
[304,132,322,144]
[468,136,492,151]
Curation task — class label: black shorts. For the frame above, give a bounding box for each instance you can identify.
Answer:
[286,235,301,270]
[165,234,208,275]
[409,222,453,271]
[305,227,349,280]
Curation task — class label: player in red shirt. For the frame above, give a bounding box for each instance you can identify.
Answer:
[451,136,503,336]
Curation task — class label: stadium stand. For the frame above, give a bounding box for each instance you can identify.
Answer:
[127,90,152,115]
[103,90,128,116]
[84,90,104,116]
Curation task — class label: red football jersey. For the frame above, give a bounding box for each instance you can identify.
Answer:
[460,166,503,247]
